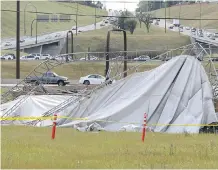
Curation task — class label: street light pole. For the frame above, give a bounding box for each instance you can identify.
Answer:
[200,2,202,29]
[31,19,38,44]
[16,0,20,79]
[165,1,166,33]
[24,2,37,35]
[95,7,96,30]
[76,2,78,35]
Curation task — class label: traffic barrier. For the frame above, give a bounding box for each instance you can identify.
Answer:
[142,113,147,142]
[51,114,57,140]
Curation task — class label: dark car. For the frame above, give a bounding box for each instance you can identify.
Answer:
[25,71,70,86]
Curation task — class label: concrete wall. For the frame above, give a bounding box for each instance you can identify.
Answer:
[23,39,65,56]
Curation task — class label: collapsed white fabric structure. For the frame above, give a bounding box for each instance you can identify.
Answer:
[1,55,218,133]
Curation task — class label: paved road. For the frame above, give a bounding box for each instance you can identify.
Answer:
[1,11,115,50]
[155,19,218,44]
[0,79,79,85]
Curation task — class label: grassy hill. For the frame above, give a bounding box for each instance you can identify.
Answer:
[1,1,107,38]
[154,2,218,30]
[65,24,190,55]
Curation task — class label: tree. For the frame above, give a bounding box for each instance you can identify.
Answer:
[136,11,143,28]
[141,13,152,33]
[125,19,137,34]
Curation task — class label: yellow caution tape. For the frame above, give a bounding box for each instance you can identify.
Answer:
[1,116,218,127]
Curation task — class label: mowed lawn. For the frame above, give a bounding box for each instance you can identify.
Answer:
[1,126,218,169]
[68,24,190,53]
[154,2,218,30]
[0,60,162,79]
[1,1,107,38]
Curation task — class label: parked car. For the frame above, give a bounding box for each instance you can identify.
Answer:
[25,71,70,86]
[20,39,25,43]
[55,33,61,37]
[100,23,105,26]
[209,34,216,40]
[0,54,15,60]
[185,26,190,30]
[4,42,12,47]
[45,35,52,39]
[30,53,41,60]
[79,74,106,85]
[198,32,204,37]
[211,58,218,62]
[168,24,174,29]
[134,55,150,61]
[78,30,82,32]
[20,55,37,60]
[214,32,218,38]
[191,27,196,32]
[41,54,52,60]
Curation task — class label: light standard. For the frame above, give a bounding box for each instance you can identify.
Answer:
[30,19,38,44]
[199,1,202,29]
[24,2,37,35]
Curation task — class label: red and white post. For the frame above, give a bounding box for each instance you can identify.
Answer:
[51,114,57,140]
[141,113,147,142]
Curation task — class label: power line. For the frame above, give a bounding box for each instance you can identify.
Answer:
[2,9,218,21]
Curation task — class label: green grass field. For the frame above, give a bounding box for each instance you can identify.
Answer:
[67,24,190,53]
[154,2,218,30]
[0,60,161,79]
[1,1,107,38]
[1,126,218,169]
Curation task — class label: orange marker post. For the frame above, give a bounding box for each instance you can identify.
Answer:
[141,113,147,142]
[51,114,57,140]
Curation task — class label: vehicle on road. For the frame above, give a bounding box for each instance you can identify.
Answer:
[30,53,41,60]
[41,54,53,60]
[25,71,70,86]
[155,21,159,25]
[198,31,204,37]
[4,42,12,47]
[100,23,105,26]
[0,54,15,60]
[191,27,196,32]
[168,24,174,29]
[79,74,106,85]
[214,33,218,38]
[173,19,180,27]
[72,27,76,30]
[55,33,61,37]
[45,35,52,39]
[209,34,216,40]
[78,30,82,32]
[185,26,190,30]
[21,55,37,60]
[134,55,150,61]
[157,18,160,21]
[20,39,25,43]
[211,58,218,62]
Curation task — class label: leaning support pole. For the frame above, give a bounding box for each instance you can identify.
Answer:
[16,0,20,79]
[105,28,127,78]
[66,30,74,61]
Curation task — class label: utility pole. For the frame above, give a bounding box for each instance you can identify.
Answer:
[164,1,166,33]
[76,2,78,35]
[16,0,20,79]
[179,3,181,35]
[199,2,202,29]
[95,7,96,30]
